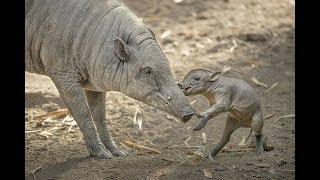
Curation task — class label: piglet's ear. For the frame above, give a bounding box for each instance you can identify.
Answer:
[210,72,221,82]
[113,37,129,61]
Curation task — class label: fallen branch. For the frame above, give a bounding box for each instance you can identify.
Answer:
[33,109,69,125]
[123,140,160,154]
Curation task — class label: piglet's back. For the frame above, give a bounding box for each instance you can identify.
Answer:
[220,76,261,111]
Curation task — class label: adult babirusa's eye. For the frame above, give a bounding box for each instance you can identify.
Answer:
[142,67,153,76]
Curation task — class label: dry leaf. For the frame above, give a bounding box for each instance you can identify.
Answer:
[39,131,53,138]
[221,66,231,74]
[251,77,268,88]
[50,126,67,131]
[160,30,172,39]
[196,43,205,49]
[166,115,180,123]
[174,0,184,3]
[190,100,197,105]
[133,108,140,125]
[202,133,207,144]
[206,38,213,44]
[137,118,143,130]
[181,48,191,56]
[229,39,238,52]
[67,124,75,132]
[61,114,74,124]
[238,136,246,146]
[203,169,213,178]
[43,117,55,123]
[185,136,191,143]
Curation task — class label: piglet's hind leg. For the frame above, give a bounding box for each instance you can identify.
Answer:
[251,112,264,155]
[210,115,240,157]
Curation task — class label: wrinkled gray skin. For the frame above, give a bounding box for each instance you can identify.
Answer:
[178,69,264,157]
[25,0,195,159]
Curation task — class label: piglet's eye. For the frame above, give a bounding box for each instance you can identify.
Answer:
[194,76,200,81]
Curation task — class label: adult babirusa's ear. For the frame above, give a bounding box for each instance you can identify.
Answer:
[113,37,129,61]
[148,28,156,38]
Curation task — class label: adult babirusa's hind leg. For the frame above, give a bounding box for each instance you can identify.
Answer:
[251,111,264,155]
[84,90,127,157]
[51,74,112,159]
[210,115,241,157]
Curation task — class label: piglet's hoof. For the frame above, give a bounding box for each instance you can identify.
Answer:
[193,126,202,131]
[193,122,206,131]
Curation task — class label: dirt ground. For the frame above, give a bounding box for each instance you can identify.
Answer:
[25,0,295,179]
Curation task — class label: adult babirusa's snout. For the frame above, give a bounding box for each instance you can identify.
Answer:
[177,83,183,89]
[166,84,196,123]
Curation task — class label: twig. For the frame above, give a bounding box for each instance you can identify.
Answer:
[229,39,238,52]
[25,130,42,133]
[270,124,284,129]
[31,166,42,180]
[221,148,253,153]
[123,140,160,154]
[273,114,295,124]
[166,145,204,149]
[264,114,276,120]
[265,82,278,93]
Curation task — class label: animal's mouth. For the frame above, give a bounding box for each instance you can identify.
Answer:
[182,86,193,95]
[182,87,191,92]
[146,92,195,122]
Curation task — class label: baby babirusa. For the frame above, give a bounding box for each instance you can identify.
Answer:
[178,68,264,157]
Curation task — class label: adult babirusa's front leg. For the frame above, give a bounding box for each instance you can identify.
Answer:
[51,74,112,159]
[84,90,127,157]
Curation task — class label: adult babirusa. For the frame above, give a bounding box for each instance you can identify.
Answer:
[25,0,195,158]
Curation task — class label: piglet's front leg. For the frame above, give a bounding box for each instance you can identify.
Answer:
[193,101,229,131]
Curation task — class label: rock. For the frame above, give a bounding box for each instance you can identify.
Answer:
[197,14,209,20]
[162,38,173,44]
[214,166,225,171]
[243,33,268,42]
[277,158,287,166]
